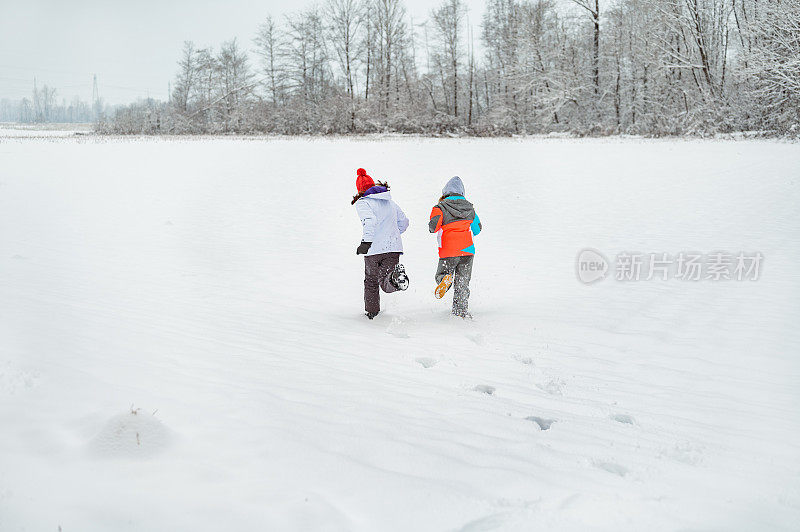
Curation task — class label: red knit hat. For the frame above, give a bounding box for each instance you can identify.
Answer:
[356,168,375,193]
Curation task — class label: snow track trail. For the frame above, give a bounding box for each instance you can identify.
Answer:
[1,136,799,531]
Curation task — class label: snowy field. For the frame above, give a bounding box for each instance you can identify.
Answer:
[0,123,93,139]
[1,135,799,531]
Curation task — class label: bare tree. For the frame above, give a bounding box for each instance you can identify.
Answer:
[362,1,375,101]
[431,0,467,119]
[254,16,285,105]
[745,0,800,130]
[374,0,409,117]
[326,0,363,130]
[216,39,255,132]
[285,8,332,131]
[173,41,198,112]
[482,0,523,131]
[570,0,600,97]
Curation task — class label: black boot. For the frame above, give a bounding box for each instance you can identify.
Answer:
[390,264,409,291]
[365,311,379,320]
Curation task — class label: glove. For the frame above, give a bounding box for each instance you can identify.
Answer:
[356,241,372,255]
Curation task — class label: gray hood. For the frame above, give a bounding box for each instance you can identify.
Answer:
[442,176,465,197]
[439,196,474,220]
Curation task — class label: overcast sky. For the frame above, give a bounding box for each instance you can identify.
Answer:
[0,0,491,105]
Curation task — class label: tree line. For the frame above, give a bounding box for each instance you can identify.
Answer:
[99,0,800,136]
[1,80,101,124]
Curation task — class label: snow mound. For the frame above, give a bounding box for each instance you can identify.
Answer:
[87,409,171,458]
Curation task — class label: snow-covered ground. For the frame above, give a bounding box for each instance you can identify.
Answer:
[1,136,798,531]
[0,122,93,138]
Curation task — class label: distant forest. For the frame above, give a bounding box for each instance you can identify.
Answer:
[0,83,102,124]
[95,0,799,136]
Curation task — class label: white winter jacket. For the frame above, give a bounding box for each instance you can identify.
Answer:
[354,189,409,256]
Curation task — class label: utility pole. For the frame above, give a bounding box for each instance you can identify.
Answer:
[33,77,41,122]
[92,74,101,120]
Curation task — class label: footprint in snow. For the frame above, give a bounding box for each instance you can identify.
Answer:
[466,333,485,346]
[660,441,703,466]
[474,384,495,395]
[415,357,437,368]
[526,416,556,430]
[611,413,636,425]
[457,512,512,532]
[594,460,628,477]
[535,379,565,396]
[386,317,410,338]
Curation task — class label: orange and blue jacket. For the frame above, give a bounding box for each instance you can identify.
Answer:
[429,195,482,258]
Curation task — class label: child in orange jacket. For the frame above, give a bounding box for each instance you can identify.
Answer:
[428,176,481,318]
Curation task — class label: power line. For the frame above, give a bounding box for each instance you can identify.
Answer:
[0,76,37,83]
[0,65,167,96]
[0,63,94,77]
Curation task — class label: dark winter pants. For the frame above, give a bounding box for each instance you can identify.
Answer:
[435,255,474,316]
[364,252,401,314]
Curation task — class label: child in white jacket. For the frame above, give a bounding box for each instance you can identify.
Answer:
[352,168,410,319]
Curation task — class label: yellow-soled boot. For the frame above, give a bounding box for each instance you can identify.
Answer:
[434,274,453,299]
